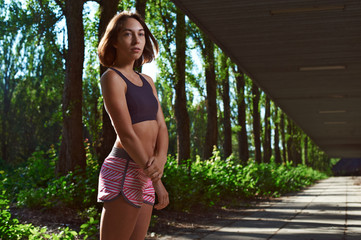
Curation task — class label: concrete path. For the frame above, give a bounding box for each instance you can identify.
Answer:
[159,176,361,240]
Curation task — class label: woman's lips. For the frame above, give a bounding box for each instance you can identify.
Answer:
[131,47,141,53]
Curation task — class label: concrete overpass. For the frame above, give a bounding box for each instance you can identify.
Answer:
[171,0,361,158]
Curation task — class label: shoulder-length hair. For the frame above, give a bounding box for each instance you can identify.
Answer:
[98,11,159,68]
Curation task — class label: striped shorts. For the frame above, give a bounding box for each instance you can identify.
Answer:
[97,147,155,208]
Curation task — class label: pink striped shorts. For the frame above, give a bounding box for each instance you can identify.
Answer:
[97,147,155,208]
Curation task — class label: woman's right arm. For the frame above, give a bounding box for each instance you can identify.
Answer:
[153,180,169,210]
[100,70,152,170]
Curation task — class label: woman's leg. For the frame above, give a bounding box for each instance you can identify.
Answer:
[100,196,140,240]
[129,203,153,240]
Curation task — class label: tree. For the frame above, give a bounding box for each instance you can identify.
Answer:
[174,7,190,164]
[146,0,178,157]
[135,0,147,18]
[203,35,218,160]
[234,66,249,163]
[135,0,147,73]
[273,105,282,164]
[219,53,232,158]
[280,112,287,162]
[96,0,120,164]
[188,32,218,159]
[188,23,218,160]
[56,0,86,174]
[251,82,262,163]
[1,0,63,164]
[263,96,271,163]
[304,135,309,165]
[286,119,302,165]
[0,13,18,163]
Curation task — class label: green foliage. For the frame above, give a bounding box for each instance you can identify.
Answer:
[79,216,99,240]
[3,147,57,202]
[0,186,32,239]
[2,145,328,237]
[12,146,99,210]
[0,0,63,165]
[1,170,78,239]
[82,2,102,153]
[3,141,98,211]
[78,206,100,239]
[163,149,328,211]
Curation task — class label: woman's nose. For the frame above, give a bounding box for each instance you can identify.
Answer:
[133,34,140,44]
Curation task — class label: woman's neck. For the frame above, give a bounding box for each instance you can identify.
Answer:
[112,59,135,74]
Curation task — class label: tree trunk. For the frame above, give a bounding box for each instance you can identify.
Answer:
[304,136,308,165]
[203,35,217,160]
[273,106,282,164]
[263,96,271,163]
[174,8,190,164]
[234,67,249,164]
[97,0,119,164]
[280,112,287,163]
[220,54,232,158]
[252,82,262,163]
[136,0,147,18]
[286,119,293,164]
[1,76,10,163]
[288,122,302,165]
[294,126,303,165]
[1,35,18,163]
[58,0,86,174]
[135,0,147,73]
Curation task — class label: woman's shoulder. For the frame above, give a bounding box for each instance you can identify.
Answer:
[100,68,126,89]
[101,68,116,81]
[101,68,122,83]
[139,73,155,86]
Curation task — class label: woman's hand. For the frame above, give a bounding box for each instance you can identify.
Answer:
[153,180,169,210]
[143,155,166,182]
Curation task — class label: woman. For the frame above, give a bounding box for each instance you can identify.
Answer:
[97,11,169,240]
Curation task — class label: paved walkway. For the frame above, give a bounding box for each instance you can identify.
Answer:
[159,176,361,240]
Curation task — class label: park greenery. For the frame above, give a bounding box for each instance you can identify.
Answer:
[1,0,334,238]
[1,147,327,239]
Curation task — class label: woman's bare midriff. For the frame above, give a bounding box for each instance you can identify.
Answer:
[114,120,159,159]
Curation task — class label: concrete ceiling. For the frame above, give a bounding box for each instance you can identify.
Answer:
[171,0,361,158]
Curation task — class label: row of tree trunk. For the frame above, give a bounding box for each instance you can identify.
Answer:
[56,0,307,174]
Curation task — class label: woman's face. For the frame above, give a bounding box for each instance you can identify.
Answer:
[114,17,146,62]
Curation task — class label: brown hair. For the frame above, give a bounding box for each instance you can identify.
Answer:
[98,11,159,68]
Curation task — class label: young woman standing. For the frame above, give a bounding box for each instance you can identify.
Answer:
[97,11,169,239]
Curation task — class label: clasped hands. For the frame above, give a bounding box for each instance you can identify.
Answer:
[143,155,165,183]
[143,155,169,210]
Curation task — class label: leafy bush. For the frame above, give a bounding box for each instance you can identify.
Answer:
[163,149,327,211]
[3,143,100,210]
[3,147,57,202]
[1,146,328,237]
[1,168,79,239]
[78,207,100,240]
[0,188,32,239]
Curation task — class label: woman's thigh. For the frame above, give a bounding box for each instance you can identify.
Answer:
[130,203,153,240]
[100,196,140,240]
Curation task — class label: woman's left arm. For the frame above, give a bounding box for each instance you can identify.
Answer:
[155,103,169,172]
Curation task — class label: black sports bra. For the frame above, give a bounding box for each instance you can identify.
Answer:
[109,68,158,124]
